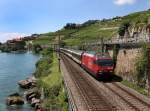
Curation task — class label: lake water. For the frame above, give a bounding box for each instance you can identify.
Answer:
[0,52,40,111]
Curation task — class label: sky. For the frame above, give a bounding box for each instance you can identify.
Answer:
[0,0,150,42]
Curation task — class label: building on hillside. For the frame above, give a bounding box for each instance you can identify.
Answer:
[5,39,26,51]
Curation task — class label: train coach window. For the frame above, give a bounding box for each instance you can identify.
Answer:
[96,59,114,66]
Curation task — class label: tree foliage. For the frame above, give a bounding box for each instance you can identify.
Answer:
[113,44,120,68]
[33,44,42,54]
[41,47,53,56]
[136,43,150,87]
[118,21,131,36]
[64,23,80,29]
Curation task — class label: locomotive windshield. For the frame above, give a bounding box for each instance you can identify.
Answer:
[96,59,113,66]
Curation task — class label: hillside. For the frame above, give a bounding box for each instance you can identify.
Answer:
[33,9,150,46]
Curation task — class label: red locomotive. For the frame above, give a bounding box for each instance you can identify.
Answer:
[81,51,114,78]
[61,48,114,78]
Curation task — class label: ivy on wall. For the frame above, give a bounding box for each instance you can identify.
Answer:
[136,43,150,88]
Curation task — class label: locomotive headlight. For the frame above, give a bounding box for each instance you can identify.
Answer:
[99,71,103,73]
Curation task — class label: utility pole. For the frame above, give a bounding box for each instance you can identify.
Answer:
[101,37,104,53]
[58,34,61,72]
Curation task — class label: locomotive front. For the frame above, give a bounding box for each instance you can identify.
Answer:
[95,53,114,77]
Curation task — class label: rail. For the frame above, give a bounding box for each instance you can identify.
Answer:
[61,53,114,111]
[59,55,78,111]
[103,83,150,111]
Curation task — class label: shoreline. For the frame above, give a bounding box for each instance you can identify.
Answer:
[0,52,40,111]
[7,75,43,111]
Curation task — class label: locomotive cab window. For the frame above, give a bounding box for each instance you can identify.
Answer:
[96,59,113,66]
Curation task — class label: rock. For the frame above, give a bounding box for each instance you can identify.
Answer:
[35,103,41,109]
[27,76,37,83]
[18,76,37,89]
[17,76,43,110]
[25,88,41,101]
[36,109,43,111]
[18,80,32,89]
[6,93,24,106]
[35,103,43,111]
[28,93,37,101]
[31,98,40,107]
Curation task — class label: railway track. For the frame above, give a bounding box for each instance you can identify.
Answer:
[103,83,150,111]
[60,52,150,111]
[60,53,115,111]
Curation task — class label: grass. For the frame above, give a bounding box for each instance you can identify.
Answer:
[58,24,118,45]
[121,80,150,98]
[33,35,55,45]
[42,53,61,87]
[32,9,150,46]
[36,52,68,111]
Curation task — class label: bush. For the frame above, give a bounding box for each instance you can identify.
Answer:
[41,47,53,56]
[35,48,53,77]
[41,83,67,111]
[64,23,80,29]
[33,44,42,54]
[35,57,52,77]
[136,43,150,87]
[118,21,130,36]
[113,44,120,68]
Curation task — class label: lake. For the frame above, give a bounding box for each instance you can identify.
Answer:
[0,52,40,111]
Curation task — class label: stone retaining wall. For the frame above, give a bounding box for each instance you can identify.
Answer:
[114,48,141,83]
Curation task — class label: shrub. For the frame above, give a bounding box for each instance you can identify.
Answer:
[33,44,42,54]
[35,48,53,77]
[35,57,52,77]
[41,47,53,56]
[118,21,131,36]
[136,43,150,87]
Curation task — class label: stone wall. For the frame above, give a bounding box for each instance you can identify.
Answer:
[107,26,150,89]
[114,48,141,82]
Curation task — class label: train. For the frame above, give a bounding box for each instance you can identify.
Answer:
[60,48,114,78]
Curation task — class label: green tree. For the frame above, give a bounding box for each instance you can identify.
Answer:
[118,21,131,36]
[136,43,150,89]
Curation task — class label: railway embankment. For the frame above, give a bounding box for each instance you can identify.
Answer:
[60,53,88,111]
[34,48,68,111]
